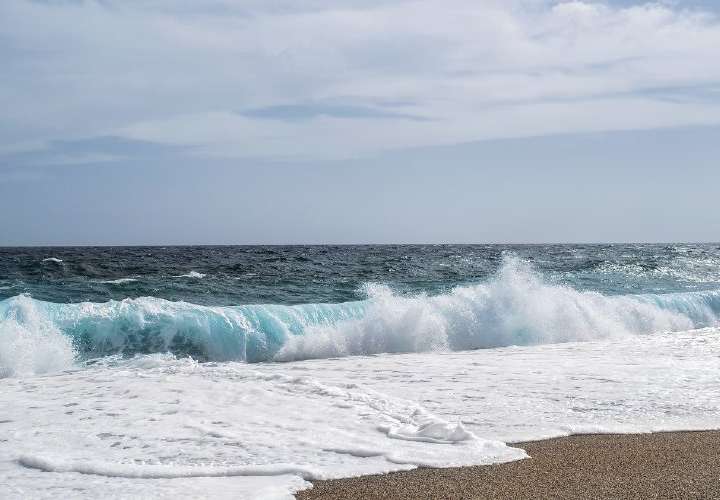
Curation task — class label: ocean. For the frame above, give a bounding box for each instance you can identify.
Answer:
[2,244,720,498]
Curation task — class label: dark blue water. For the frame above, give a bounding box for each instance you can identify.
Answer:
[2,244,720,305]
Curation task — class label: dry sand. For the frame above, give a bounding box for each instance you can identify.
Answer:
[297,431,720,499]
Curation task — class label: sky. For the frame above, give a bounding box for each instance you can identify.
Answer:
[1,0,719,245]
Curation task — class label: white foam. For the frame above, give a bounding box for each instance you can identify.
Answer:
[98,278,138,284]
[175,271,206,279]
[3,330,720,498]
[382,417,476,444]
[275,257,707,361]
[18,454,321,480]
[0,354,526,499]
[0,295,75,378]
[41,257,63,263]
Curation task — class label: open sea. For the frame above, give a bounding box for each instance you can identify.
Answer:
[2,244,720,498]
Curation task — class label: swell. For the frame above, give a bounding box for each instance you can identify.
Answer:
[1,258,719,375]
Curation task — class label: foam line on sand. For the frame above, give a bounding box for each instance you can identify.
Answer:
[297,431,720,499]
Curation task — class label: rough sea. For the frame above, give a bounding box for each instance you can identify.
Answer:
[2,245,720,498]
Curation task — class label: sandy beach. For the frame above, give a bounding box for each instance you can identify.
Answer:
[297,431,720,499]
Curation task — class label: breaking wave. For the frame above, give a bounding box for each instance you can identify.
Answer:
[1,257,719,375]
[0,295,75,378]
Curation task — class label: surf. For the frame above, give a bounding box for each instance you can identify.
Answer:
[1,257,719,376]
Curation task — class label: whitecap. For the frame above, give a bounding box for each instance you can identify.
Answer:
[98,278,138,285]
[175,271,206,279]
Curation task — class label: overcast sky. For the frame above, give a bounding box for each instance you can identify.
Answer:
[1,0,719,244]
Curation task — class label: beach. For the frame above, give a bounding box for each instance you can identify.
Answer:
[298,431,720,499]
[2,246,720,499]
[5,0,720,498]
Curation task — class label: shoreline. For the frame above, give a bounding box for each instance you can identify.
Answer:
[297,430,720,499]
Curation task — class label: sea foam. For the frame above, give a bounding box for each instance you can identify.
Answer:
[277,258,714,361]
[0,295,75,377]
[3,333,719,499]
[98,278,138,285]
[175,271,206,279]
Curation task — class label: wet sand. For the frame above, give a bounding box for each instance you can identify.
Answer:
[297,431,720,499]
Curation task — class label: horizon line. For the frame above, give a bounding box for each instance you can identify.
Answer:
[1,241,718,248]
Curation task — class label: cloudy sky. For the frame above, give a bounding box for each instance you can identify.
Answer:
[1,0,719,244]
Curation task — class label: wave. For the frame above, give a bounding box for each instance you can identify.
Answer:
[42,257,63,264]
[1,257,719,375]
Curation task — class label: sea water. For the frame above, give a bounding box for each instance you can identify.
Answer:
[1,245,719,498]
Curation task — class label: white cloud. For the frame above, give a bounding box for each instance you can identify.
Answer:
[1,0,720,160]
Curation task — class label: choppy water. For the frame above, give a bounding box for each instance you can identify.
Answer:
[3,244,720,305]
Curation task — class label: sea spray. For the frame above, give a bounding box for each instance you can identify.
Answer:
[0,295,75,377]
[276,257,706,360]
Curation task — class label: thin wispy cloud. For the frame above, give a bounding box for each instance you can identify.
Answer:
[1,0,720,161]
[240,103,432,122]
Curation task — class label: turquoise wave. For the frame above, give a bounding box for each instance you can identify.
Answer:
[0,295,367,363]
[1,259,720,369]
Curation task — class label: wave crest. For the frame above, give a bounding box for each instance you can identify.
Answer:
[1,257,719,373]
[276,257,712,360]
